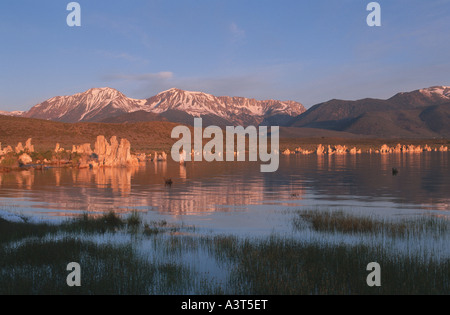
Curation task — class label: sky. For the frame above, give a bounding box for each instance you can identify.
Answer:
[0,0,449,111]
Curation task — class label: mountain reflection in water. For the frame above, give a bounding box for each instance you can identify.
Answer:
[0,153,449,223]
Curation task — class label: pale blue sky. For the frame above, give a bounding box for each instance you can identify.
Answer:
[1,0,449,111]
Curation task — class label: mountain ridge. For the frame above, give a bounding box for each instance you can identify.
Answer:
[287,86,450,138]
[5,85,450,138]
[21,87,306,126]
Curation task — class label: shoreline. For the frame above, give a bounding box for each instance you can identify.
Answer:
[1,144,449,173]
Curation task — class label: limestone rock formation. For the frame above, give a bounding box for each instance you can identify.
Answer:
[380,144,390,154]
[153,151,168,161]
[334,145,348,155]
[1,145,12,156]
[136,153,147,162]
[18,153,33,165]
[316,144,325,155]
[94,135,139,167]
[72,143,93,155]
[25,138,34,153]
[54,143,65,153]
[15,142,24,154]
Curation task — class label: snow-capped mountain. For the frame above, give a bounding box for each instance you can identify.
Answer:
[18,85,450,128]
[0,110,25,117]
[23,88,146,122]
[387,86,450,108]
[22,87,306,126]
[144,88,306,126]
[419,86,450,98]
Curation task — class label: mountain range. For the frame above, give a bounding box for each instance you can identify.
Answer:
[2,85,450,138]
[21,87,306,127]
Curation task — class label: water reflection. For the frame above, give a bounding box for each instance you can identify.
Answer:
[0,153,449,219]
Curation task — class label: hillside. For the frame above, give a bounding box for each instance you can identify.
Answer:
[100,110,167,124]
[1,115,449,157]
[288,86,450,138]
[0,115,188,153]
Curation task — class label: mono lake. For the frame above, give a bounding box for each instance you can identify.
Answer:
[1,152,450,293]
[1,152,449,236]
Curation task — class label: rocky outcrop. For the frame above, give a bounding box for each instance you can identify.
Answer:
[25,138,34,153]
[285,143,448,156]
[316,144,325,155]
[327,146,335,155]
[0,145,13,156]
[294,147,314,155]
[136,153,147,162]
[373,143,446,154]
[94,135,139,167]
[72,143,93,155]
[18,153,33,165]
[15,142,24,154]
[153,151,168,161]
[334,145,348,155]
[14,138,34,154]
[54,143,65,153]
[1,135,143,169]
[380,144,390,154]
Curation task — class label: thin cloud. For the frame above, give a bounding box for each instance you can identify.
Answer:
[229,22,246,42]
[95,50,150,65]
[104,72,174,81]
[103,71,283,101]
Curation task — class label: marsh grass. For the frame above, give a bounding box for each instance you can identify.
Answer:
[0,237,196,295]
[60,211,125,234]
[126,210,142,228]
[1,210,449,295]
[0,212,203,295]
[293,210,450,238]
[0,217,58,244]
[207,236,449,295]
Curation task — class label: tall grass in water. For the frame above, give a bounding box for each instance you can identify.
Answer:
[208,236,450,295]
[293,210,449,238]
[0,212,201,295]
[1,210,449,294]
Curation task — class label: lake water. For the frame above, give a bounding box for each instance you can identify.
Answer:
[1,152,449,236]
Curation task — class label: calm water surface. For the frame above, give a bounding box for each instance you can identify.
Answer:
[1,153,449,236]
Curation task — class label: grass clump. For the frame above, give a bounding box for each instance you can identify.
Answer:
[61,211,125,234]
[293,210,450,238]
[0,217,58,244]
[126,211,142,228]
[208,236,450,295]
[0,237,194,295]
[0,212,200,295]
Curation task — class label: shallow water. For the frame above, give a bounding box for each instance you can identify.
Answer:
[0,152,449,236]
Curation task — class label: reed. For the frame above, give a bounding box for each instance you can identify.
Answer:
[293,210,449,238]
[207,236,449,295]
[1,210,449,295]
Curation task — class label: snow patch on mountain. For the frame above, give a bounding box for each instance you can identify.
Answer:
[419,86,450,99]
[22,87,306,123]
